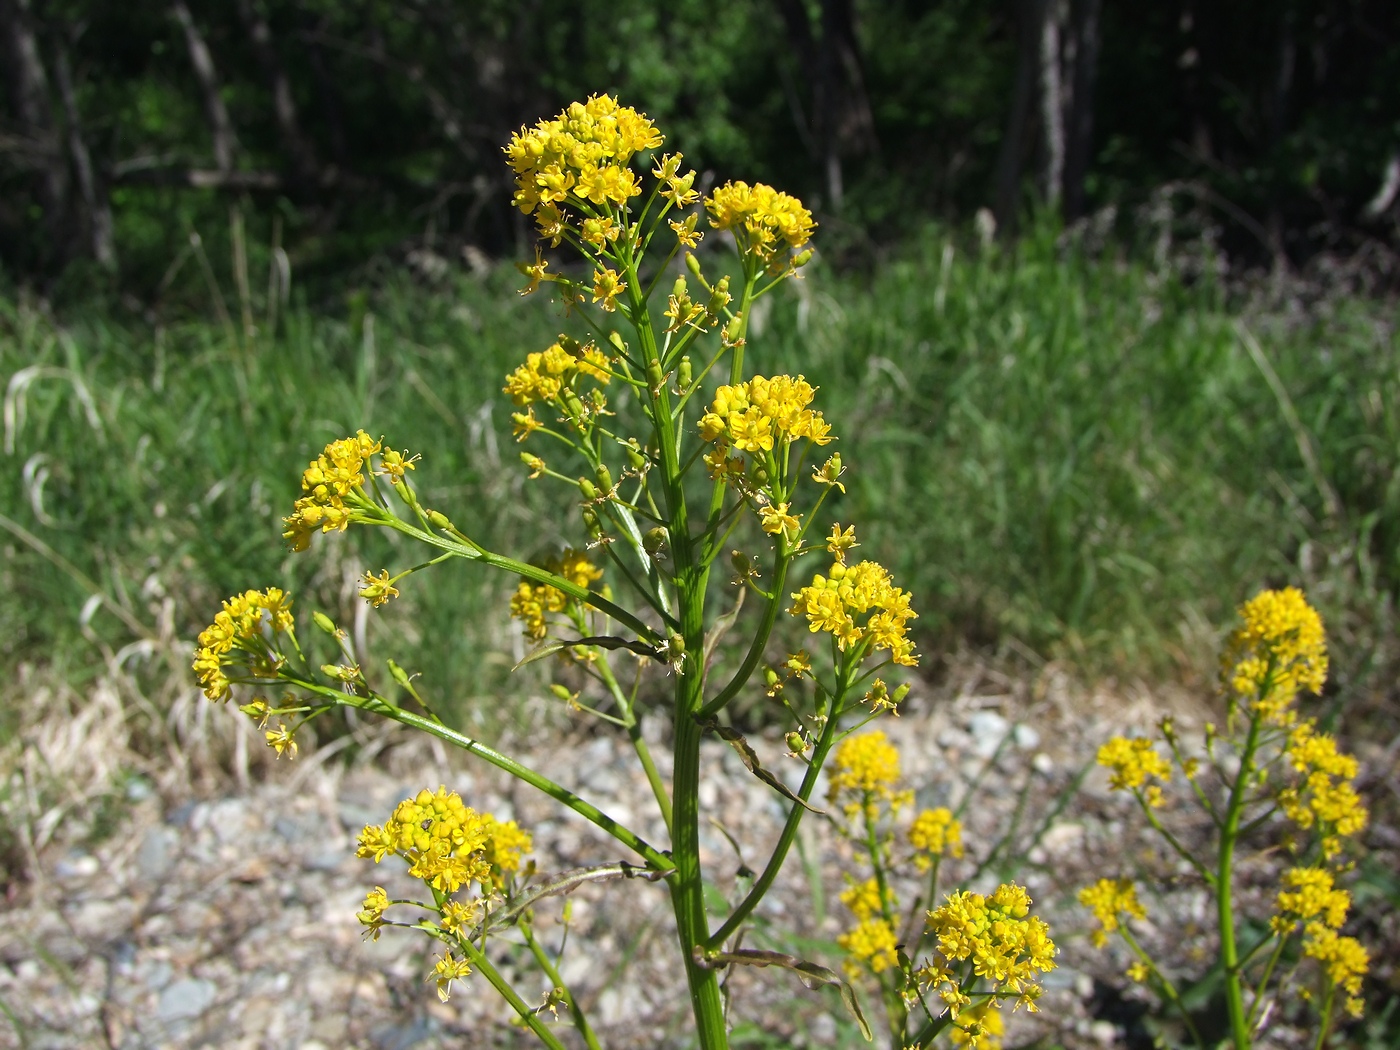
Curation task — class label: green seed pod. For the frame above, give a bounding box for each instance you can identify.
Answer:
[643,527,670,559]
[764,667,781,689]
[708,277,731,314]
[893,683,911,704]
[388,659,412,687]
[549,683,575,702]
[427,509,453,529]
[563,391,586,419]
[678,355,693,389]
[581,506,602,535]
[578,477,599,501]
[595,463,614,492]
[312,611,340,636]
[785,731,807,753]
[667,631,685,657]
[626,442,647,470]
[672,274,688,299]
[647,359,664,390]
[559,333,582,355]
[730,549,754,576]
[792,249,813,268]
[608,331,627,355]
[685,253,702,278]
[752,466,769,485]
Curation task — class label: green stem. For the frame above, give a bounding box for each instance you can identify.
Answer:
[1219,710,1264,1050]
[596,652,674,834]
[455,936,570,1050]
[1120,927,1205,1050]
[705,692,840,948]
[293,680,670,870]
[522,922,603,1050]
[1313,986,1336,1050]
[1245,935,1287,1032]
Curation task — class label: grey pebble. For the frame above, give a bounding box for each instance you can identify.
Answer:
[156,977,216,1022]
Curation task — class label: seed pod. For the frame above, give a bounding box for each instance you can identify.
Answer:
[427,509,453,529]
[792,249,813,268]
[312,611,340,636]
[549,683,574,702]
[893,683,911,704]
[388,659,412,687]
[678,356,693,389]
[581,506,602,535]
[578,477,599,500]
[730,549,755,576]
[643,527,670,559]
[626,442,647,470]
[608,331,627,355]
[647,359,664,390]
[685,253,702,278]
[708,276,731,314]
[672,274,688,299]
[595,463,614,492]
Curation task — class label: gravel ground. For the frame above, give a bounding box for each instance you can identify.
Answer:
[0,661,1390,1050]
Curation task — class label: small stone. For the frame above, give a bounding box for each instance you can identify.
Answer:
[156,978,216,1022]
[1032,752,1055,775]
[809,1012,837,1045]
[1013,723,1041,749]
[55,852,99,879]
[967,711,1010,757]
[1090,1019,1117,1045]
[137,826,179,881]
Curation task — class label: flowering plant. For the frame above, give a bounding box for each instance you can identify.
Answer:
[190,96,1047,1047]
[1080,588,1370,1049]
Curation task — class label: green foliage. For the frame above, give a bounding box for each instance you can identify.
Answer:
[4,226,1400,714]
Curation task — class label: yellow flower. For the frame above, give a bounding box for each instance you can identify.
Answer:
[283,431,381,551]
[1078,878,1146,948]
[432,951,473,1002]
[507,549,603,641]
[909,807,964,865]
[759,501,800,539]
[1126,962,1150,984]
[701,374,833,458]
[949,1000,1004,1050]
[826,522,858,562]
[357,786,494,894]
[813,453,846,493]
[1272,867,1351,934]
[838,917,899,975]
[840,878,887,922]
[265,722,298,759]
[705,180,816,273]
[482,815,533,887]
[828,730,903,804]
[516,247,550,295]
[1277,721,1368,852]
[591,267,627,311]
[669,214,702,248]
[790,559,918,666]
[356,886,391,940]
[193,587,295,700]
[503,338,611,408]
[925,884,1056,1010]
[1096,736,1170,803]
[359,569,400,608]
[1223,587,1327,722]
[1302,923,1368,1006]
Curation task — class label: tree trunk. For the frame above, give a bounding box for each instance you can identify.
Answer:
[235,0,318,184]
[1038,0,1066,211]
[1,0,69,256]
[54,41,116,269]
[170,0,236,172]
[1062,0,1101,220]
[994,0,1046,233]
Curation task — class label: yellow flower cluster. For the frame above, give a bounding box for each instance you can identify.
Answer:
[827,730,910,816]
[790,558,918,666]
[508,549,604,641]
[1302,924,1369,1018]
[1078,878,1147,948]
[840,877,886,921]
[357,786,532,900]
[924,884,1056,1013]
[699,374,832,456]
[1096,736,1171,807]
[1224,586,1328,723]
[948,999,1004,1050]
[192,587,294,700]
[838,917,899,975]
[1272,867,1351,934]
[282,431,401,552]
[1278,721,1367,858]
[503,339,611,409]
[504,95,663,236]
[909,807,964,867]
[705,180,816,272]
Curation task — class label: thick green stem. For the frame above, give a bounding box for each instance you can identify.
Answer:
[455,936,570,1050]
[1219,712,1263,1050]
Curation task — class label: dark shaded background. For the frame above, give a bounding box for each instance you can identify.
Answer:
[3,0,1400,290]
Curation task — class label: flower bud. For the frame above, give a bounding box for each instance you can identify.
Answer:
[313,611,340,636]
[549,683,575,702]
[685,253,702,278]
[388,659,412,687]
[672,274,688,299]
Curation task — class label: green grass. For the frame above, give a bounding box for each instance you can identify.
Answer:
[4,226,1399,736]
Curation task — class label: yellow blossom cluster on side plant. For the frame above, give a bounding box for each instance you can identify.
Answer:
[704,180,816,272]
[508,548,605,641]
[791,556,919,666]
[355,787,533,1002]
[192,587,294,701]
